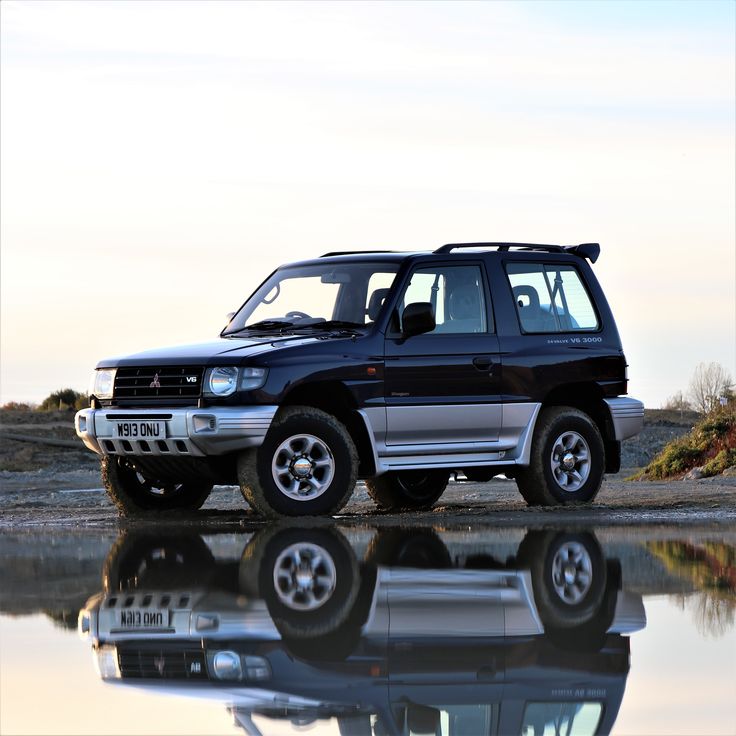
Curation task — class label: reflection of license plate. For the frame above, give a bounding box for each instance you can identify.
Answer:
[119,609,169,629]
[113,421,166,439]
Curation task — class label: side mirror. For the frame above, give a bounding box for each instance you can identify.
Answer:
[225,312,235,323]
[402,302,435,337]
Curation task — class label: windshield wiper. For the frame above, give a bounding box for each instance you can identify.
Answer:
[228,319,296,335]
[292,320,366,333]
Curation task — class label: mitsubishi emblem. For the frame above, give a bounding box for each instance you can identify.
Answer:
[150,373,161,388]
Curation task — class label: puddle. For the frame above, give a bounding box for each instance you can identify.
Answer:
[1,522,734,735]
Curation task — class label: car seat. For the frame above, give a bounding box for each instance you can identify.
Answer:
[367,288,391,322]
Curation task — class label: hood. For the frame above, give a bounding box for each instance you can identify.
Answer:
[98,335,337,367]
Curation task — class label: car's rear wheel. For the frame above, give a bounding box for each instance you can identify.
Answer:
[365,470,449,511]
[518,530,607,631]
[516,406,604,506]
[101,456,213,515]
[237,406,357,517]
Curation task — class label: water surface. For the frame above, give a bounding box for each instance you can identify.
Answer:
[1,523,734,735]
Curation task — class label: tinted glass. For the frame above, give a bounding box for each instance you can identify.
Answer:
[506,263,598,333]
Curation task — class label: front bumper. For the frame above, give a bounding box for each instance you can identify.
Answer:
[75,406,278,457]
[604,397,645,440]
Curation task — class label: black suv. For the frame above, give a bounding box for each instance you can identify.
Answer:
[76,242,644,516]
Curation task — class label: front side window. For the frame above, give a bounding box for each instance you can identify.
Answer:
[506,263,599,333]
[396,264,489,334]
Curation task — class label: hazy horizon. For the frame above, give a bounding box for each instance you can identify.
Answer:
[1,0,734,408]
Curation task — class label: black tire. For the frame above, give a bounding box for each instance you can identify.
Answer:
[365,470,449,511]
[253,527,360,639]
[518,530,607,631]
[237,406,357,517]
[102,531,214,592]
[515,406,605,506]
[101,456,213,516]
[365,527,451,568]
[282,564,378,662]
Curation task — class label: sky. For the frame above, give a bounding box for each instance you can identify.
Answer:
[1,0,734,407]
[2,595,736,735]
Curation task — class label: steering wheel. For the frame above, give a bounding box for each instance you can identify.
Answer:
[285,311,311,321]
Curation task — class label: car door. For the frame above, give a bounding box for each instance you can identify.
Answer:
[383,261,502,447]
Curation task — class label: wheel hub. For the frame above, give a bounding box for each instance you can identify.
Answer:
[271,434,335,501]
[550,431,591,492]
[551,541,593,604]
[291,456,313,478]
[295,567,314,589]
[273,542,337,611]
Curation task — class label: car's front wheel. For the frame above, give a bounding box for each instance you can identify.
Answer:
[101,456,213,515]
[516,406,604,506]
[237,406,358,517]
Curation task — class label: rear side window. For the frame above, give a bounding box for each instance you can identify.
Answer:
[506,263,599,333]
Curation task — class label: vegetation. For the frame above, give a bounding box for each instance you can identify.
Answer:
[0,401,35,411]
[36,389,88,412]
[648,540,735,637]
[633,404,736,480]
[687,361,733,415]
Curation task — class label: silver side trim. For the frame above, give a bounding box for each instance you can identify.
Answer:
[358,402,541,475]
[604,397,645,440]
[75,406,278,457]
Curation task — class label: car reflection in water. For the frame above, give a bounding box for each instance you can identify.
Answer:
[79,526,646,736]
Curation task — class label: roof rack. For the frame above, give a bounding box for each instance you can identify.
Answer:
[435,242,600,263]
[320,250,401,257]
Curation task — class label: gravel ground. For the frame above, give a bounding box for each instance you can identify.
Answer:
[1,466,735,530]
[2,407,734,530]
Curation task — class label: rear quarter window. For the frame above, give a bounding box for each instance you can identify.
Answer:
[506,262,599,333]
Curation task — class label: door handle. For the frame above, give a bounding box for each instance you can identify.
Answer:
[472,356,493,371]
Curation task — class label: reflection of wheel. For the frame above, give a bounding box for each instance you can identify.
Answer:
[365,470,449,511]
[519,530,606,631]
[102,532,214,592]
[283,564,377,662]
[238,407,357,517]
[365,528,451,568]
[101,457,213,516]
[515,407,604,506]
[253,527,360,638]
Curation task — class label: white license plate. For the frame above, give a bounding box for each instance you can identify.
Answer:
[119,609,170,629]
[113,421,166,440]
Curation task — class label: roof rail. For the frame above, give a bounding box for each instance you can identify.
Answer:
[320,250,400,257]
[434,242,600,263]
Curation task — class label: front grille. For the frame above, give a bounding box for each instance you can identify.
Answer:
[116,644,208,680]
[114,366,204,401]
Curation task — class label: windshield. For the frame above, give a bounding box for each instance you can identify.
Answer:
[223,263,400,334]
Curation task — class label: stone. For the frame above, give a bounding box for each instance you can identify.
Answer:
[683,466,704,481]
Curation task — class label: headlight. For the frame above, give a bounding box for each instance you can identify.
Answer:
[212,651,242,680]
[205,366,238,396]
[240,367,268,391]
[91,368,116,400]
[203,366,268,397]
